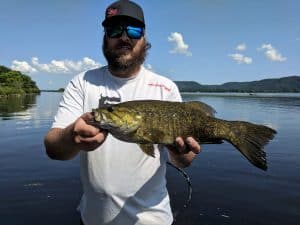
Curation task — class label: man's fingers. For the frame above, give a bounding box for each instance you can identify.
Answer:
[173,137,201,154]
[74,131,107,151]
[71,113,108,152]
[186,137,201,154]
[74,117,99,137]
[81,112,94,121]
[76,126,100,137]
[175,137,187,153]
[78,132,107,144]
[175,137,183,145]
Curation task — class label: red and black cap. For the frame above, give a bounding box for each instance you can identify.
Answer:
[102,0,145,27]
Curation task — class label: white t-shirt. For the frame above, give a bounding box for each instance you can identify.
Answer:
[52,66,182,225]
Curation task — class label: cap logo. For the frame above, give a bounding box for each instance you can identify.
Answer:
[106,7,118,17]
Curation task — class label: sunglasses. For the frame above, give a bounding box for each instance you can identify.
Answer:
[105,25,144,39]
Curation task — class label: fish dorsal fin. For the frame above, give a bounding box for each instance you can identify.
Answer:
[184,101,216,117]
[139,144,155,157]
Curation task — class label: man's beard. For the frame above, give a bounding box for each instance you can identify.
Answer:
[102,36,151,73]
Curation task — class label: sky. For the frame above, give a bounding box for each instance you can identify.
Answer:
[1,0,299,89]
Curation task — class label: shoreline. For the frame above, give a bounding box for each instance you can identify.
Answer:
[0,93,40,98]
[1,92,300,99]
[180,92,300,98]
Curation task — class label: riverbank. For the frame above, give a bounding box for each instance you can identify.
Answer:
[181,92,300,98]
[0,65,40,97]
[0,92,40,98]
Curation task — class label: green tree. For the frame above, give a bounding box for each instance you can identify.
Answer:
[0,65,40,95]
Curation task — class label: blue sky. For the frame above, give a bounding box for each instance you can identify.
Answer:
[1,0,299,89]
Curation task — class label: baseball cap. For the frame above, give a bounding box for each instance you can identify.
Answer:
[102,0,145,28]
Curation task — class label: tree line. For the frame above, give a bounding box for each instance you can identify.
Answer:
[175,76,300,93]
[0,65,40,96]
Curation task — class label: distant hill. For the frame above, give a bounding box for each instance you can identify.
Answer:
[0,65,40,95]
[172,81,206,92]
[175,76,300,92]
[41,88,65,92]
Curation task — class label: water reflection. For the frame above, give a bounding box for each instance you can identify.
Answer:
[182,93,300,109]
[0,94,38,119]
[0,92,299,225]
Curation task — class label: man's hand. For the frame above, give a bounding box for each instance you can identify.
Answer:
[44,113,107,160]
[166,137,201,168]
[73,113,107,152]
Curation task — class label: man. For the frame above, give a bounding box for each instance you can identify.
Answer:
[44,1,201,224]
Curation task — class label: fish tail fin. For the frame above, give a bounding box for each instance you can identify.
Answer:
[222,121,276,170]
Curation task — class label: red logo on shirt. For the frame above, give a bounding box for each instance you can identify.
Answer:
[148,83,171,92]
[106,8,118,17]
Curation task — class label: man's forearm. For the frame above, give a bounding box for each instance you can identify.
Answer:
[44,124,80,161]
[44,113,107,161]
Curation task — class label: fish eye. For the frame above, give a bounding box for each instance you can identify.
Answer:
[107,106,114,112]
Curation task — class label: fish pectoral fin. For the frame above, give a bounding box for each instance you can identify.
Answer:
[139,144,155,157]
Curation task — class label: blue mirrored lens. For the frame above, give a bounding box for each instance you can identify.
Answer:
[126,26,143,39]
[105,25,143,39]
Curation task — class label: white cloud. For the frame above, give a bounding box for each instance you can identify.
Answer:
[228,53,253,64]
[258,44,287,62]
[11,60,37,73]
[32,57,51,73]
[11,57,102,74]
[167,32,192,56]
[236,43,246,51]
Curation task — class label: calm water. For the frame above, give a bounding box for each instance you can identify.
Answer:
[0,92,299,225]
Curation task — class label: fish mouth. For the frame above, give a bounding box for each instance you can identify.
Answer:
[88,111,120,131]
[92,110,108,122]
[86,118,117,130]
[86,119,101,129]
[87,111,105,128]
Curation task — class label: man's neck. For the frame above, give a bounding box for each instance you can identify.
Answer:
[108,65,141,78]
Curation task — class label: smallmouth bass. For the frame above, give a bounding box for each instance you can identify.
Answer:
[89,100,276,170]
